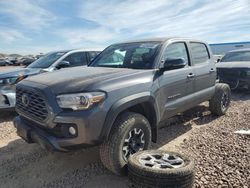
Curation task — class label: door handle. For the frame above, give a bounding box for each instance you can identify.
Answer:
[187,73,195,78]
[209,68,215,73]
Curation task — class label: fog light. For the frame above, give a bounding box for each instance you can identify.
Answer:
[69,127,76,135]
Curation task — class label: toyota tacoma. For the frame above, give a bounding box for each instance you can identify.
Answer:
[14,37,231,175]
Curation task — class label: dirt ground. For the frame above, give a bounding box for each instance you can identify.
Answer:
[0,90,249,188]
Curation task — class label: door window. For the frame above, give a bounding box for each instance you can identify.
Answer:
[89,51,100,61]
[163,42,189,66]
[63,52,87,67]
[190,43,210,65]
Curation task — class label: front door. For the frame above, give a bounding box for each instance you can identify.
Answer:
[158,42,195,121]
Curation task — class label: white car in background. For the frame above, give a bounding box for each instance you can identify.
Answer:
[0,49,101,110]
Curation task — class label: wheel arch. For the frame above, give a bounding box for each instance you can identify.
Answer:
[99,92,159,143]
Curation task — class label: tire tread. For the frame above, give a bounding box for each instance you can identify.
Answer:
[100,112,151,175]
[209,83,231,116]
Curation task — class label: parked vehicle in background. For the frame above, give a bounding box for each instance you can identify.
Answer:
[13,37,231,175]
[35,54,44,60]
[17,56,36,66]
[0,59,7,66]
[0,59,6,66]
[217,49,250,90]
[5,60,14,66]
[0,49,101,110]
[7,56,17,64]
[0,59,13,66]
[6,54,22,64]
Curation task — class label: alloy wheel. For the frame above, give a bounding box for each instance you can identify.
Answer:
[122,128,145,161]
[139,153,185,169]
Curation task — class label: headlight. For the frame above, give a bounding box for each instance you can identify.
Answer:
[57,92,105,110]
[0,78,17,85]
[0,76,25,85]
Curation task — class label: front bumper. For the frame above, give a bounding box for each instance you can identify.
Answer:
[14,116,101,152]
[14,82,109,151]
[0,87,16,109]
[220,78,250,90]
[217,68,250,90]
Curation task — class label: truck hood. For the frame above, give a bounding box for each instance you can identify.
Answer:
[216,61,250,69]
[0,67,42,79]
[23,67,154,94]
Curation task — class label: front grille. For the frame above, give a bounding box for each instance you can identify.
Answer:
[16,87,48,122]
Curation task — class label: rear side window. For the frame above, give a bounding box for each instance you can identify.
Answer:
[163,42,189,65]
[190,42,210,65]
[63,52,87,66]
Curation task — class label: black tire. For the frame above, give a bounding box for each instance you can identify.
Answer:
[100,112,152,175]
[128,150,195,188]
[209,83,231,116]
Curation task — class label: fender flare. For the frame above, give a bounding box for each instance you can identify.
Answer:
[99,92,159,141]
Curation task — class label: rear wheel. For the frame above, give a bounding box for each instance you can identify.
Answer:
[209,83,231,116]
[100,112,151,175]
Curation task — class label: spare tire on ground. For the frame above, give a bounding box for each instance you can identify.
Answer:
[128,150,194,188]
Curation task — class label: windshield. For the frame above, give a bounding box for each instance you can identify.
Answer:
[90,42,161,69]
[221,51,250,62]
[28,52,66,68]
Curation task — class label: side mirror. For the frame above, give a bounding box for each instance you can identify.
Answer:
[162,58,187,70]
[56,60,70,69]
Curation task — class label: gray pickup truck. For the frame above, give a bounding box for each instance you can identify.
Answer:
[14,37,231,175]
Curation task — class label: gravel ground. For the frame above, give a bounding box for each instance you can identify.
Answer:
[181,92,250,188]
[0,91,249,188]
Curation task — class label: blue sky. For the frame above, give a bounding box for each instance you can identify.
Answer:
[0,0,250,55]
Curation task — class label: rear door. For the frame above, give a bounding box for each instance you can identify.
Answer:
[158,42,195,120]
[189,42,216,100]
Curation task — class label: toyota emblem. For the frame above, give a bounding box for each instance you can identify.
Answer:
[21,94,30,107]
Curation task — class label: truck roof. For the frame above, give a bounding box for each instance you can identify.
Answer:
[116,37,206,44]
[47,48,103,54]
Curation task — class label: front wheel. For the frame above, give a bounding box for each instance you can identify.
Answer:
[100,112,152,175]
[209,83,231,116]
